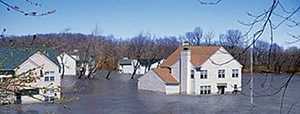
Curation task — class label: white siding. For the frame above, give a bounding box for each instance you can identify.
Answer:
[138,71,165,92]
[57,53,77,76]
[15,52,61,104]
[119,60,146,75]
[194,47,242,95]
[165,85,179,95]
[119,65,135,74]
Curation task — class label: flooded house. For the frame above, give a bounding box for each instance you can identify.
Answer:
[138,42,243,95]
[0,48,61,104]
[118,57,146,75]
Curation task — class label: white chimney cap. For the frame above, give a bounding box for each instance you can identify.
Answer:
[182,41,191,46]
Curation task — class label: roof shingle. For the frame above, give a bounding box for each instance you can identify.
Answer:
[161,46,220,66]
[153,68,179,85]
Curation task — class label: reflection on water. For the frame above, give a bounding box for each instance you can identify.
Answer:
[1,72,300,114]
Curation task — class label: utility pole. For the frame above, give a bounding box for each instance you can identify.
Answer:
[250,36,254,105]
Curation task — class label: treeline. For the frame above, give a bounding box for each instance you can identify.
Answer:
[0,29,299,74]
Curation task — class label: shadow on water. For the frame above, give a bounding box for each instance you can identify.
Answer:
[1,72,300,114]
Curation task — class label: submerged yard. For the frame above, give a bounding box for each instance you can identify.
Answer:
[1,72,300,114]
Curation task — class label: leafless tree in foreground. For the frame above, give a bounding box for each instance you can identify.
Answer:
[0,0,55,16]
[0,1,66,106]
[198,0,300,113]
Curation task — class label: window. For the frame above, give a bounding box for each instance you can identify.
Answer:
[200,70,208,79]
[40,70,43,77]
[200,85,211,95]
[218,70,225,78]
[191,70,195,79]
[44,71,55,82]
[45,96,55,102]
[45,71,50,75]
[45,71,54,75]
[232,69,239,78]
[50,76,55,81]
[45,77,49,81]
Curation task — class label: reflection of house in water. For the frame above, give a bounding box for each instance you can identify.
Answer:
[0,48,61,104]
[138,42,243,95]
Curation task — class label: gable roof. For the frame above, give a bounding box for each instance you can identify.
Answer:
[0,48,59,69]
[153,68,179,85]
[161,46,221,66]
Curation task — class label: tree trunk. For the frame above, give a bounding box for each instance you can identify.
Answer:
[60,56,65,79]
[61,62,65,79]
[87,65,96,79]
[105,71,111,80]
[78,66,85,79]
[130,62,139,79]
[130,68,137,79]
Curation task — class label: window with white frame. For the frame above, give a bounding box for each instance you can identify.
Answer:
[218,69,225,78]
[200,85,211,94]
[45,96,55,102]
[191,70,195,79]
[200,70,208,79]
[232,69,239,78]
[44,71,55,82]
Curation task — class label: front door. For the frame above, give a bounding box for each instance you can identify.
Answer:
[217,86,225,94]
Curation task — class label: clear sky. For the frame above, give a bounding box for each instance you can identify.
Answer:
[1,0,300,48]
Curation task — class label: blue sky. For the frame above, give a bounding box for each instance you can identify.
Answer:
[1,0,300,48]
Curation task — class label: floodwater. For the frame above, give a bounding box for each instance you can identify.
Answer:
[1,72,300,114]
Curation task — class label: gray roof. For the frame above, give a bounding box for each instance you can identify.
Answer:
[0,48,59,69]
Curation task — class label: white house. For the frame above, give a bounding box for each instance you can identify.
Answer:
[0,48,61,104]
[138,42,243,95]
[118,57,145,75]
[57,52,79,76]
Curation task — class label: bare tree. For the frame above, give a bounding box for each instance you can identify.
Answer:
[185,27,203,46]
[126,33,152,79]
[198,0,300,113]
[204,31,215,46]
[0,0,55,16]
